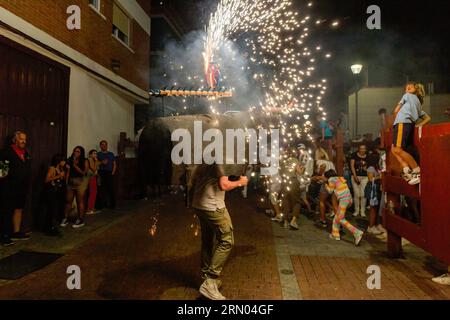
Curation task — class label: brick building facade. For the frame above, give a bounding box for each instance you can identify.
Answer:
[0,0,151,228]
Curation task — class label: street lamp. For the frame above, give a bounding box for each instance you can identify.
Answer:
[351,64,363,138]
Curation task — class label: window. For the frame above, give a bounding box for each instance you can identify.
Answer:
[112,2,130,46]
[88,0,100,11]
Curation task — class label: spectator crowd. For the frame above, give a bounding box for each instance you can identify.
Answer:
[0,132,117,246]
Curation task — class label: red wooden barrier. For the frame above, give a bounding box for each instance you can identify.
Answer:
[383,122,450,265]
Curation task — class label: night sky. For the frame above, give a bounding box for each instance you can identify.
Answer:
[161,0,450,115]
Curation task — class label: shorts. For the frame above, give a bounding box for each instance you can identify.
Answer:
[1,193,27,211]
[68,177,89,191]
[393,123,415,148]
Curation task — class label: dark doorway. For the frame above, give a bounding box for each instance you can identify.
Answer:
[0,35,69,231]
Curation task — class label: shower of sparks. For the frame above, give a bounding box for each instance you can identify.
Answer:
[149,213,159,237]
[158,1,340,205]
[190,214,201,237]
[201,0,333,136]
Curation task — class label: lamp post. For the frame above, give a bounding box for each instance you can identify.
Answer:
[351,64,363,138]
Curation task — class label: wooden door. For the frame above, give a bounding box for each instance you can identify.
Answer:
[0,35,69,230]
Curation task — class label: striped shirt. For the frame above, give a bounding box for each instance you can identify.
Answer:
[326,177,351,201]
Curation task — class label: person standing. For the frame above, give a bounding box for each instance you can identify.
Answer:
[86,150,101,215]
[280,148,303,230]
[313,138,330,161]
[44,155,66,236]
[61,146,89,229]
[350,144,369,218]
[391,82,431,185]
[0,131,32,245]
[317,115,333,160]
[191,164,248,300]
[97,140,117,209]
[297,144,313,213]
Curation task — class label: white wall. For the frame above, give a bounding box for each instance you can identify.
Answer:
[429,94,450,124]
[67,68,135,155]
[348,87,403,138]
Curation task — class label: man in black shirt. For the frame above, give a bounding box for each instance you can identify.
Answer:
[0,131,32,246]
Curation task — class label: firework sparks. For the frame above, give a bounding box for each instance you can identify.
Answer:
[201,0,333,140]
[149,212,159,237]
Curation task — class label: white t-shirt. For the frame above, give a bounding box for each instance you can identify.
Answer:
[191,165,226,211]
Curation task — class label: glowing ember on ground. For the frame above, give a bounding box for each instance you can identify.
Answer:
[149,213,159,237]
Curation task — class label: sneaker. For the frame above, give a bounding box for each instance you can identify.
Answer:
[408,173,420,185]
[1,236,15,247]
[401,172,413,182]
[199,278,226,300]
[11,232,31,241]
[353,211,360,217]
[354,232,364,246]
[376,224,387,233]
[283,220,289,229]
[290,220,299,230]
[271,216,283,222]
[432,273,450,286]
[326,212,335,219]
[360,211,367,218]
[85,209,101,215]
[329,234,341,241]
[72,219,85,229]
[318,220,327,228]
[367,226,382,235]
[60,218,69,227]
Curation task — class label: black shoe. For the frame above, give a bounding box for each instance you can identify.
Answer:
[72,219,85,229]
[317,220,327,228]
[11,232,31,241]
[1,236,15,247]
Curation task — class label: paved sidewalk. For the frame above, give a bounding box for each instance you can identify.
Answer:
[0,192,282,299]
[271,213,450,300]
[0,192,448,300]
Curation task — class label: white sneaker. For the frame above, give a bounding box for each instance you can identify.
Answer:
[271,216,283,222]
[360,211,367,218]
[199,279,226,300]
[408,173,420,185]
[432,273,450,286]
[353,211,360,217]
[355,232,364,246]
[72,219,85,229]
[60,218,69,227]
[367,226,382,235]
[376,224,387,233]
[290,220,299,230]
[329,234,340,241]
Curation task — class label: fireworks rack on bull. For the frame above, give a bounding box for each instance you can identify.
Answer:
[149,87,233,98]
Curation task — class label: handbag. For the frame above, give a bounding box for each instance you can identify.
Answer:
[365,180,380,206]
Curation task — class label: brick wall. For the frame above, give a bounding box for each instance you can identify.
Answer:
[0,0,150,91]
